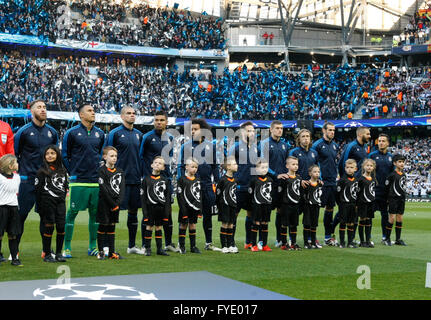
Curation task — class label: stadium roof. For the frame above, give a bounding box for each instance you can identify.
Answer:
[224,0,422,31]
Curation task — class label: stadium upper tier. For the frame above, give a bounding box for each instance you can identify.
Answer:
[1,49,430,120]
[0,0,226,50]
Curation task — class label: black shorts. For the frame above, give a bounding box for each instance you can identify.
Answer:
[280,203,299,227]
[302,204,320,227]
[374,198,388,215]
[218,204,237,224]
[250,204,272,223]
[120,184,142,210]
[357,202,374,219]
[143,204,168,226]
[0,205,21,237]
[202,186,216,216]
[339,203,357,224]
[236,189,252,213]
[40,197,66,225]
[321,185,337,208]
[388,198,405,215]
[178,207,200,225]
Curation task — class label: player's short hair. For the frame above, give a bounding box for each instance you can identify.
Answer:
[255,158,268,168]
[322,121,335,130]
[356,126,369,136]
[392,154,406,163]
[78,102,92,113]
[121,105,135,115]
[345,159,357,168]
[286,156,298,164]
[103,146,118,156]
[152,156,165,163]
[308,164,320,173]
[0,154,17,174]
[270,120,283,129]
[29,99,46,109]
[378,133,390,143]
[222,155,236,171]
[185,157,199,166]
[154,110,168,119]
[240,121,254,129]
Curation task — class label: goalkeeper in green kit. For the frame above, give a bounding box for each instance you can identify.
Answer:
[61,104,105,258]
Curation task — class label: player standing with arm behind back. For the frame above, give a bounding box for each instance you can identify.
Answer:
[228,122,258,250]
[14,100,58,255]
[369,133,393,244]
[311,122,339,246]
[258,120,290,248]
[140,111,176,253]
[62,103,105,258]
[105,106,144,255]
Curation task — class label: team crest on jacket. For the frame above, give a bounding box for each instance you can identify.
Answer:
[110,173,122,195]
[95,132,100,138]
[47,131,52,138]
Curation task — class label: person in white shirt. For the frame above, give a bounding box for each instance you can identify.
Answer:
[0,154,22,266]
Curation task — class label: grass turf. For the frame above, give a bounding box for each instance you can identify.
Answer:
[1,202,430,300]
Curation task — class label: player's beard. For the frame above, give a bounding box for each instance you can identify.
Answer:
[34,112,47,123]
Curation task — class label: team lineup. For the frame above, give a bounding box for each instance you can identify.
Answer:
[0,100,408,266]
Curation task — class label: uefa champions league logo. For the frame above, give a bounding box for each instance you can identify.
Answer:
[343,121,363,128]
[394,120,413,126]
[33,283,158,300]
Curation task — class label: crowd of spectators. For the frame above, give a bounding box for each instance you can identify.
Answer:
[362,67,431,119]
[394,2,431,46]
[0,0,226,50]
[392,138,431,198]
[0,0,55,41]
[0,49,386,120]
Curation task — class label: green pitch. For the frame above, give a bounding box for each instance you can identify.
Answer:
[1,202,430,300]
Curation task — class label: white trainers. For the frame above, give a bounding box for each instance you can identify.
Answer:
[274,240,283,248]
[228,246,239,253]
[257,241,263,250]
[204,243,215,250]
[222,247,230,254]
[165,244,179,252]
[127,246,145,255]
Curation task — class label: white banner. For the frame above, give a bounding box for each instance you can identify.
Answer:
[47,111,175,125]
